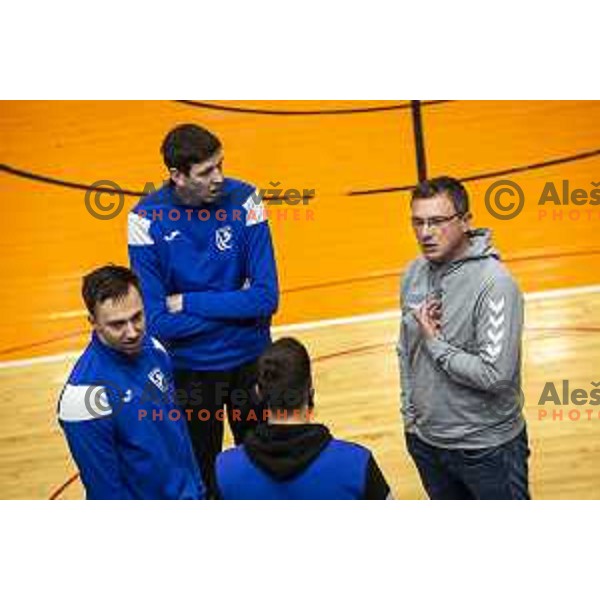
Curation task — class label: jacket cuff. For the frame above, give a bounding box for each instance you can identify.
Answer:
[423,336,453,364]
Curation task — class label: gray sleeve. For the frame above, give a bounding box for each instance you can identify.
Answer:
[422,274,523,391]
[397,328,409,405]
[397,265,417,425]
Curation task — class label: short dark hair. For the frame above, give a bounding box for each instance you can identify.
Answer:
[161,124,222,176]
[82,265,141,317]
[412,176,470,215]
[257,338,313,412]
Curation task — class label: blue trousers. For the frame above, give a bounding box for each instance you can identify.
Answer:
[406,427,530,500]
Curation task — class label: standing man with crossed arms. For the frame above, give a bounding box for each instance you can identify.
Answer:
[128,124,279,497]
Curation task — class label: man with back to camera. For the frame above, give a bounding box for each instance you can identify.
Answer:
[215,337,392,500]
[57,265,205,500]
[398,176,530,500]
[128,124,279,498]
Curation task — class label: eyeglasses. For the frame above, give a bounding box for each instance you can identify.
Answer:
[411,213,463,230]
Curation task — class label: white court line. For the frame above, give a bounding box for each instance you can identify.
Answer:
[1,283,599,371]
[48,309,87,320]
[0,351,81,371]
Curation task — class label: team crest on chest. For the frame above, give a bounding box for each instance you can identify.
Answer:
[148,367,167,393]
[215,225,233,251]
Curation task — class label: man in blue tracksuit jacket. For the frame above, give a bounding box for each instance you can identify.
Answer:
[128,124,279,497]
[215,338,392,500]
[58,265,205,499]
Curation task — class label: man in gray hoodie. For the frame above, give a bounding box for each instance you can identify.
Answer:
[398,176,530,499]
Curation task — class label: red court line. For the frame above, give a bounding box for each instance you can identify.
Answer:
[47,321,600,499]
[528,326,600,333]
[5,246,600,359]
[0,330,84,357]
[47,341,391,499]
[49,472,80,500]
[509,249,600,264]
[47,324,600,499]
[281,248,600,294]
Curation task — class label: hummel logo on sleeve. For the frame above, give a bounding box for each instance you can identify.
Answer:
[484,295,506,361]
[489,313,505,329]
[488,297,505,314]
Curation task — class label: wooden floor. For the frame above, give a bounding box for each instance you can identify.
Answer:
[1,100,599,499]
[1,289,600,499]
